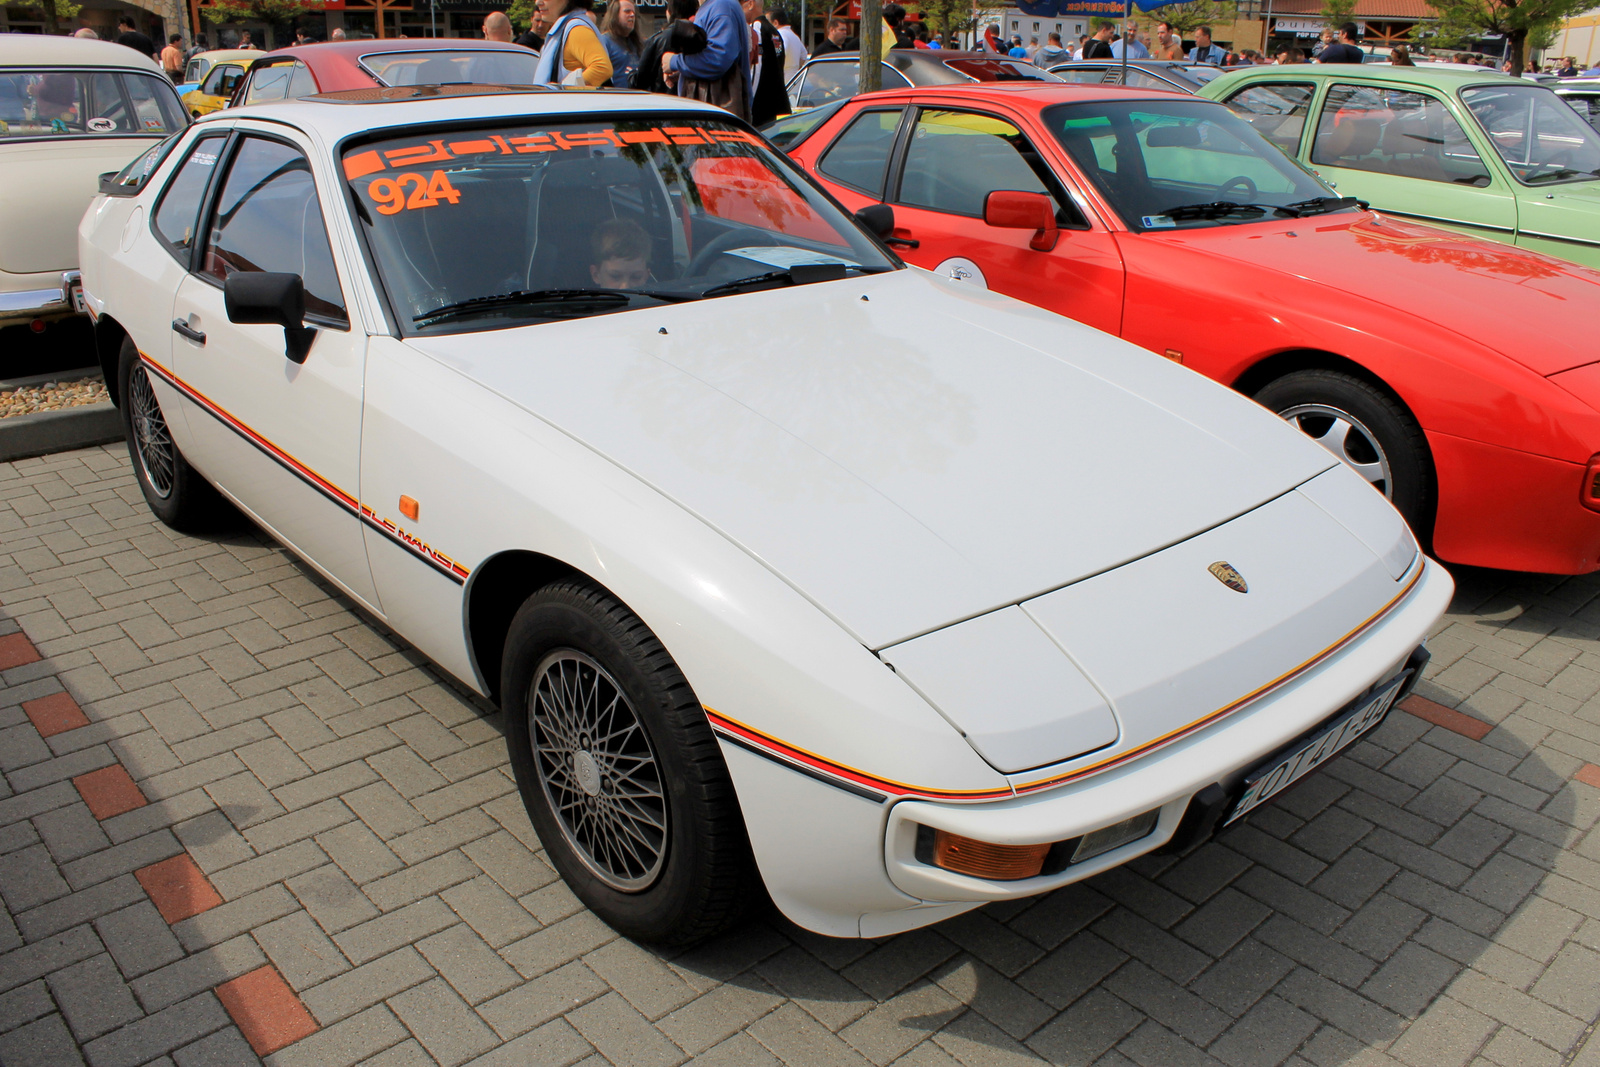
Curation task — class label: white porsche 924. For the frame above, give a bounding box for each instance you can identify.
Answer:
[78,85,1452,944]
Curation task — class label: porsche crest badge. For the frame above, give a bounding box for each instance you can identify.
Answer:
[1208,561,1248,593]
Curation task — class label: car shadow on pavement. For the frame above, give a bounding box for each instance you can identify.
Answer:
[3,456,1597,1067]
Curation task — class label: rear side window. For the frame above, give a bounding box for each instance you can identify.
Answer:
[818,109,902,197]
[243,62,318,106]
[1224,83,1315,154]
[1312,84,1490,186]
[152,134,226,262]
[200,136,347,325]
[202,64,243,98]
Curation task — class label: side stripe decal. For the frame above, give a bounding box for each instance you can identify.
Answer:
[139,354,470,585]
[706,561,1426,804]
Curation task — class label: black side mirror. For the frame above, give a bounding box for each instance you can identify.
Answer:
[224,272,317,364]
[854,203,894,238]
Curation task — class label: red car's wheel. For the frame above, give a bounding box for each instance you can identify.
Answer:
[1256,369,1434,540]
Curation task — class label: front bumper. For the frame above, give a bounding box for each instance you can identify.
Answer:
[882,556,1451,905]
[0,271,84,326]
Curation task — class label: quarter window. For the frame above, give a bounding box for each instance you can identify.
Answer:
[897,108,1078,224]
[1224,82,1314,153]
[794,62,908,109]
[201,64,243,99]
[817,108,902,197]
[152,134,226,262]
[1311,84,1491,186]
[201,137,347,326]
[243,61,318,106]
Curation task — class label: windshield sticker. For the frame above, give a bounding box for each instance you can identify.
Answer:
[726,247,855,270]
[343,126,765,179]
[1141,215,1177,228]
[87,117,116,132]
[368,170,462,215]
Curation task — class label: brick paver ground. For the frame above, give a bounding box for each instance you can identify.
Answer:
[3,443,1600,1067]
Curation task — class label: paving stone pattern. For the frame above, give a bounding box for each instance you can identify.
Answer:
[3,444,1600,1067]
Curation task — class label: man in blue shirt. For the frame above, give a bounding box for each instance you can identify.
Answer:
[1187,25,1226,64]
[662,0,752,121]
[1008,35,1028,58]
[1111,20,1149,59]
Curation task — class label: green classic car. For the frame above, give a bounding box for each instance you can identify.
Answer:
[1200,65,1600,269]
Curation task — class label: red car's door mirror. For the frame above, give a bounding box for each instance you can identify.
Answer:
[984,190,1059,251]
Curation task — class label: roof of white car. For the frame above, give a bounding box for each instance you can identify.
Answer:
[196,85,734,143]
[0,34,166,74]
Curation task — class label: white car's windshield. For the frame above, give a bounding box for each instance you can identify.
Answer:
[1461,83,1600,185]
[1046,99,1340,230]
[345,116,898,333]
[0,68,185,140]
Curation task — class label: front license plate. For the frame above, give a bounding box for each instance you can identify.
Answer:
[1225,672,1409,826]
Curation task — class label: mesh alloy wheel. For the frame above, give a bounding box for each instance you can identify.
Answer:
[128,363,176,500]
[528,649,668,892]
[1278,402,1393,497]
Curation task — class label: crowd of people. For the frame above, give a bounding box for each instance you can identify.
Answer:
[66,0,1600,122]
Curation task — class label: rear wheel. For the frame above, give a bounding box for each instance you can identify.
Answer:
[118,337,228,531]
[1254,369,1433,539]
[501,580,755,946]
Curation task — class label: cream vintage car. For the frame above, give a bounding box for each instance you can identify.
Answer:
[0,34,187,335]
[79,86,1450,944]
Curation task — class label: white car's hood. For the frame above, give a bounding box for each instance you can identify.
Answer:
[409,269,1335,648]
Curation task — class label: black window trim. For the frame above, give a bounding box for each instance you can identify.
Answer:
[193,128,352,330]
[890,104,1091,230]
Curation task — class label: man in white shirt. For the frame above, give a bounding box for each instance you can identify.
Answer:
[770,8,806,79]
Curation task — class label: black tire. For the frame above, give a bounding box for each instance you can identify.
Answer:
[501,580,755,946]
[117,336,228,531]
[1254,369,1434,541]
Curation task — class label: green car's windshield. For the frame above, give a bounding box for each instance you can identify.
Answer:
[1044,98,1338,231]
[1461,83,1600,185]
[344,117,897,334]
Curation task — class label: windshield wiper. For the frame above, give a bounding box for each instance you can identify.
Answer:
[697,263,887,299]
[1162,201,1278,221]
[1280,195,1367,217]
[413,287,693,327]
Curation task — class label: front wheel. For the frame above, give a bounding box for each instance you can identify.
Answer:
[118,336,228,531]
[1254,368,1433,540]
[501,580,755,945]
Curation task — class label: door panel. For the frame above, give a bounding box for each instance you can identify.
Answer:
[169,132,379,609]
[887,107,1125,335]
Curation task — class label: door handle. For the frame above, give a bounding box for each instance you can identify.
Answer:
[171,319,206,345]
[885,231,920,249]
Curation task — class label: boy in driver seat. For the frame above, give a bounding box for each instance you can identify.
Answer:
[590,219,652,289]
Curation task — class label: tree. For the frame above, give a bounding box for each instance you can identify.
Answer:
[508,0,535,31]
[202,0,326,34]
[907,0,1005,45]
[1319,0,1357,31]
[1428,0,1591,73]
[27,0,83,36]
[1141,0,1237,38]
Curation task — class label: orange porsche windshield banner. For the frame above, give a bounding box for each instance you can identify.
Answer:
[342,126,765,180]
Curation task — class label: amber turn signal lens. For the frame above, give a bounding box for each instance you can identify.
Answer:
[932,830,1049,881]
[399,495,419,521]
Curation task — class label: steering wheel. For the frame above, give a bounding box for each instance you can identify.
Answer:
[1215,175,1258,200]
[688,229,783,278]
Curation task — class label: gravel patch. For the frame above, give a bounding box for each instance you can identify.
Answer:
[1,377,110,419]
